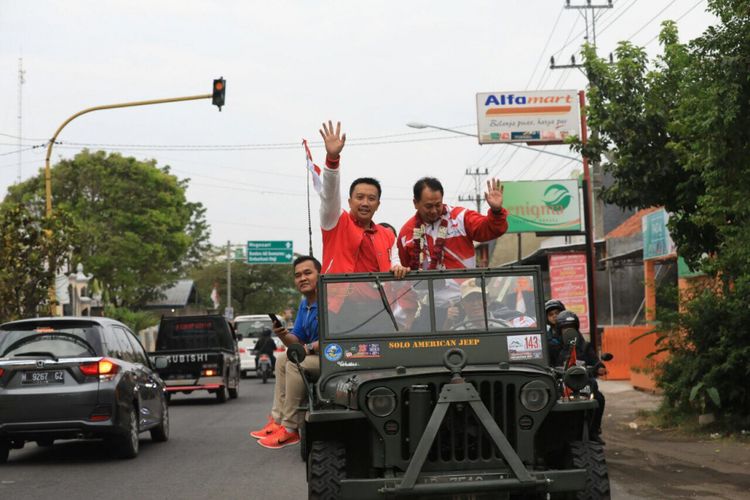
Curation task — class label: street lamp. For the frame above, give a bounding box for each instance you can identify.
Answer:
[44,80,226,314]
[406,122,582,162]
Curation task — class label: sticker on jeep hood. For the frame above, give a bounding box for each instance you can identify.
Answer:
[507,334,543,361]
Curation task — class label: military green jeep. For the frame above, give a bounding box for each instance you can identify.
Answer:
[299,266,610,499]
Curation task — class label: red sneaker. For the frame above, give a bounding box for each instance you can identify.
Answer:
[258,427,300,449]
[250,417,281,439]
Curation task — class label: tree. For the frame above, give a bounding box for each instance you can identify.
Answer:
[0,203,73,321]
[4,150,210,308]
[576,0,750,424]
[190,259,298,315]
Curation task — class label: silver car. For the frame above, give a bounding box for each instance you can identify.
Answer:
[0,317,169,463]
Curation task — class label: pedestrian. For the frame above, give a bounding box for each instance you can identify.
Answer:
[250,255,321,449]
[397,177,508,271]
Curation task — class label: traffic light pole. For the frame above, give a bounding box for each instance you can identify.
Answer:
[44,92,212,314]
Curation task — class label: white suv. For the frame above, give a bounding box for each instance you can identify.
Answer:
[233,315,284,377]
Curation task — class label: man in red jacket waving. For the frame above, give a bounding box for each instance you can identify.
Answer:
[318,120,408,278]
[398,176,508,271]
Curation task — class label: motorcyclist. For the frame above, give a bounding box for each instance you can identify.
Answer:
[549,310,607,445]
[253,328,277,372]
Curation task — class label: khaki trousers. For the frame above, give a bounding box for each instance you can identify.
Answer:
[270,350,320,430]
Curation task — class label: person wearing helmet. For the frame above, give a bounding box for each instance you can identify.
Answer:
[552,310,607,444]
[253,327,277,371]
[545,299,566,357]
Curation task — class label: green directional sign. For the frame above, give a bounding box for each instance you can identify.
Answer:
[246,240,293,264]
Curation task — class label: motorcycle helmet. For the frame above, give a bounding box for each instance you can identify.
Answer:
[555,310,580,334]
[261,327,272,337]
[545,299,565,314]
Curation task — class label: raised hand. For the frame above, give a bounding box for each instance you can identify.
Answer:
[319,120,347,160]
[484,178,504,211]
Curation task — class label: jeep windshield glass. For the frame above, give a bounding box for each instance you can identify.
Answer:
[325,274,539,339]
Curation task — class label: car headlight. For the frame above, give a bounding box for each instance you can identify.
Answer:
[520,380,550,412]
[366,387,397,417]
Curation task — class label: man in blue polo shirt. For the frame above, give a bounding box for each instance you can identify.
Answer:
[250,255,321,449]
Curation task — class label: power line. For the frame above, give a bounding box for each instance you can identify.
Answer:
[626,0,678,41]
[643,0,705,46]
[525,6,566,90]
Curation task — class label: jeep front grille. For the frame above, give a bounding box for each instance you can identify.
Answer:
[401,379,517,464]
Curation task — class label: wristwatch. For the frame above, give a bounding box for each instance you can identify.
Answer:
[305,343,314,354]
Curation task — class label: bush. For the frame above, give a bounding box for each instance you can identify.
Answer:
[104,305,159,333]
[655,276,750,429]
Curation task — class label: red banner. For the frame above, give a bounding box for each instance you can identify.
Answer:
[548,253,589,334]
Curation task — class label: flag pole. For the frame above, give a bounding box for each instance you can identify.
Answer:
[303,140,313,257]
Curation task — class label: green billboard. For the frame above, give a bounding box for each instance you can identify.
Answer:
[503,179,581,233]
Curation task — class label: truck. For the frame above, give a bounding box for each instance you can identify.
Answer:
[150,315,240,403]
[298,266,610,499]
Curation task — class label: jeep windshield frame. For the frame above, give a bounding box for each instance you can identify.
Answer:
[317,266,548,376]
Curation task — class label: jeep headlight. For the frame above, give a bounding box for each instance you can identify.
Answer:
[366,387,397,417]
[520,380,550,412]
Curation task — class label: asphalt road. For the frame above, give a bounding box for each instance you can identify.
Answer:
[3,377,722,500]
[0,377,308,500]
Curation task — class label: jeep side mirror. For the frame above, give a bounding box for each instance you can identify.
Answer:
[154,357,169,369]
[287,343,306,364]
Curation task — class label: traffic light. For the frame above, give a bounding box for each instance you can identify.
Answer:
[212,77,226,111]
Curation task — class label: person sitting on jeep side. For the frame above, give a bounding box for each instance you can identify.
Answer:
[250,255,321,449]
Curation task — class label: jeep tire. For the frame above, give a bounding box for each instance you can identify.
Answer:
[565,440,610,499]
[308,440,346,500]
[0,441,9,464]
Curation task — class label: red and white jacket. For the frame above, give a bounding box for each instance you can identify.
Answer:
[319,161,400,275]
[397,204,508,269]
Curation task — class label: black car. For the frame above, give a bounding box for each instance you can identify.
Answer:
[0,317,169,463]
[150,315,240,402]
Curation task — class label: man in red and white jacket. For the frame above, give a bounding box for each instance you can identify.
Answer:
[398,177,508,271]
[318,120,408,278]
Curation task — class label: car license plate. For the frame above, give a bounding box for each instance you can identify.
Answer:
[21,370,65,385]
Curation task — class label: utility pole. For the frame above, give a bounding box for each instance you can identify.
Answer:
[226,240,233,320]
[17,58,25,183]
[459,168,491,267]
[548,1,613,349]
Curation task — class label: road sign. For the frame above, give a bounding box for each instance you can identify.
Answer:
[246,240,293,264]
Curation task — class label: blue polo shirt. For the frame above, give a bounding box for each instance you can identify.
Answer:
[291,298,318,344]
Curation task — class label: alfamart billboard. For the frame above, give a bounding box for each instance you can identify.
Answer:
[476,90,580,145]
[503,179,581,233]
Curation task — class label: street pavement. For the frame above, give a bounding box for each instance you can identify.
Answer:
[4,377,745,499]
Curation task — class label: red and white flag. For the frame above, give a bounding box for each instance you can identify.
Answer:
[303,139,322,193]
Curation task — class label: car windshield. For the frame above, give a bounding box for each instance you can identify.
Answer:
[0,323,101,358]
[157,317,234,350]
[325,273,539,339]
[235,319,274,338]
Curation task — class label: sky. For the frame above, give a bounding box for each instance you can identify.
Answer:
[0,0,717,259]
